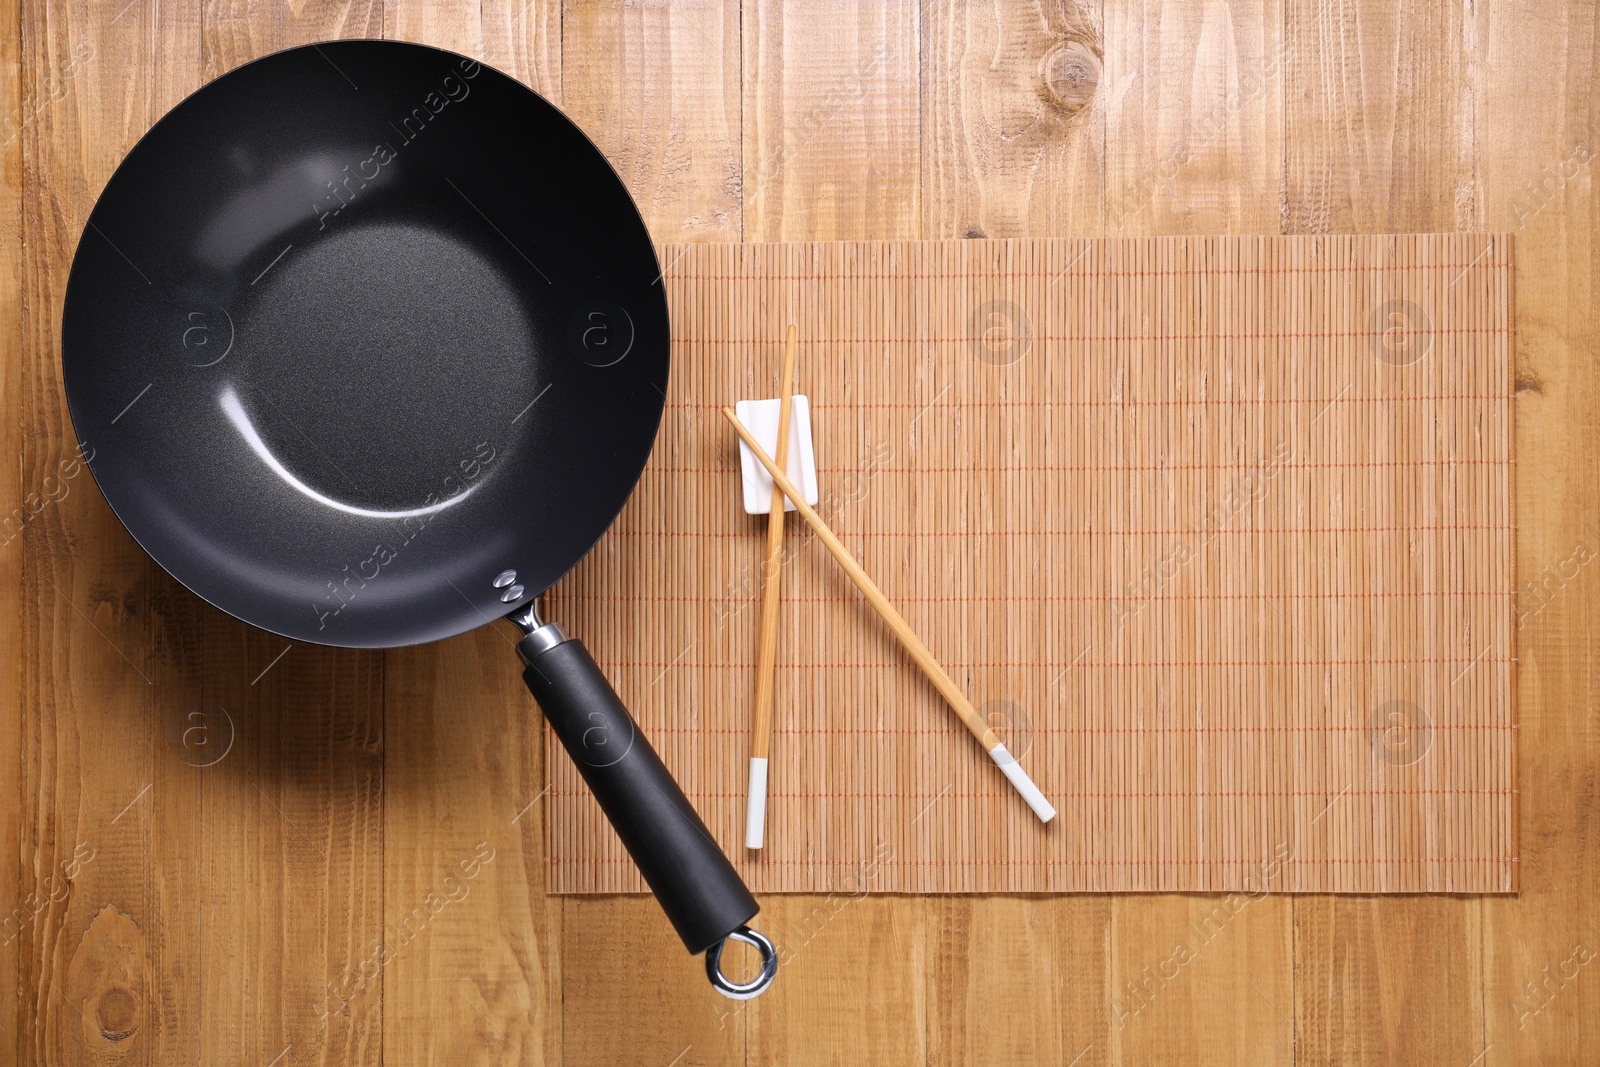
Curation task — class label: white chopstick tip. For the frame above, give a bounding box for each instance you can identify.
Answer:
[988,743,1057,823]
[744,757,769,849]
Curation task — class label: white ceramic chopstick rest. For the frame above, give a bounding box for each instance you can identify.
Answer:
[736,395,818,515]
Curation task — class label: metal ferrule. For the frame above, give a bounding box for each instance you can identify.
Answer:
[507,597,569,662]
[516,622,568,662]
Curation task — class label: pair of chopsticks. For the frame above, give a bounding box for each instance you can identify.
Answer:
[733,336,1056,842]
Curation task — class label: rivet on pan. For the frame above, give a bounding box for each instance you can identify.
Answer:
[493,569,518,589]
[499,584,525,603]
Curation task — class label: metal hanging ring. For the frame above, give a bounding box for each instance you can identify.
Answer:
[705,924,779,1000]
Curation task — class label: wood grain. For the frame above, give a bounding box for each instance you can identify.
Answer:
[1469,3,1600,1066]
[926,895,1111,1066]
[1282,0,1468,235]
[383,629,558,1067]
[1104,0,1284,236]
[563,0,742,245]
[749,896,930,1067]
[0,0,23,1050]
[4,1,1597,1065]
[17,4,206,1064]
[743,0,921,242]
[921,0,1105,239]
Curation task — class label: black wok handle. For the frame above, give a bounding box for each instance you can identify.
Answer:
[517,626,770,978]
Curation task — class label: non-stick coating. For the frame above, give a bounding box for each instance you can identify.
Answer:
[61,41,669,648]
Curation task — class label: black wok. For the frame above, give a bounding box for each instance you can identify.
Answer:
[61,39,773,998]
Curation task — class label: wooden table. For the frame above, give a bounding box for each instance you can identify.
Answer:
[4,2,1594,1064]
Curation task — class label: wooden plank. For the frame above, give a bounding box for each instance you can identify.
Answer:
[1102,0,1285,235]
[562,896,749,1066]
[927,897,1110,1067]
[742,0,921,242]
[1281,2,1490,1064]
[202,0,381,81]
[387,0,561,95]
[1281,0,1470,234]
[1107,895,1295,1066]
[1295,898,1486,1064]
[481,0,561,100]
[562,0,742,245]
[922,0,1104,238]
[0,0,24,1050]
[13,3,207,1064]
[384,0,480,56]
[197,636,386,1065]
[383,630,559,1067]
[1470,2,1599,1065]
[749,897,928,1067]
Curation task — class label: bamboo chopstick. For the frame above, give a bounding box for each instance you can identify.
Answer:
[745,325,798,849]
[722,406,1057,824]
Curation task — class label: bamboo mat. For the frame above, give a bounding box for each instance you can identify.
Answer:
[544,234,1516,895]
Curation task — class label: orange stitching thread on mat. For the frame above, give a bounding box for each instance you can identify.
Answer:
[681,394,1513,408]
[609,526,1516,536]
[567,591,1518,601]
[596,657,1516,669]
[662,262,1511,282]
[647,461,1513,474]
[636,723,1517,735]
[672,327,1512,343]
